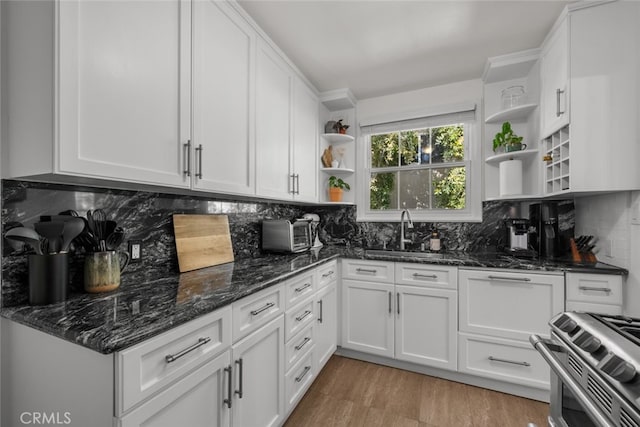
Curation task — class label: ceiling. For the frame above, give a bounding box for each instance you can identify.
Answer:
[238,0,572,100]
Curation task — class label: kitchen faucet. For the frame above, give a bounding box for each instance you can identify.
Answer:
[400,209,414,250]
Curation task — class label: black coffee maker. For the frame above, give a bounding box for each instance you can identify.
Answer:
[529,201,572,259]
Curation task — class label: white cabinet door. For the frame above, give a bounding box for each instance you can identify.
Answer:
[341,280,394,357]
[540,17,569,137]
[291,78,318,202]
[192,0,255,196]
[118,350,231,427]
[315,281,337,370]
[459,269,564,341]
[57,0,191,188]
[231,316,285,427]
[255,38,293,200]
[395,285,457,371]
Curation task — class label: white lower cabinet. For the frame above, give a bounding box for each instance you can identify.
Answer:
[566,272,624,315]
[341,260,458,370]
[395,284,457,370]
[230,315,285,427]
[118,350,232,427]
[458,269,564,390]
[315,281,338,370]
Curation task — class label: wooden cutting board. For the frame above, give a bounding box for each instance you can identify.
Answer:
[173,214,234,272]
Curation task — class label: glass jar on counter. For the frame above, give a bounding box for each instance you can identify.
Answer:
[501,85,525,110]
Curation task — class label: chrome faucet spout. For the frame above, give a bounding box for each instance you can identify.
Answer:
[400,209,414,250]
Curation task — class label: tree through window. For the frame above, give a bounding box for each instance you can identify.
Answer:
[369,124,466,211]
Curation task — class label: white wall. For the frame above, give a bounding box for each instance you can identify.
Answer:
[575,191,640,316]
[357,78,482,122]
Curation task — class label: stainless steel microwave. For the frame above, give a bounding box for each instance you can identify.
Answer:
[262,219,312,253]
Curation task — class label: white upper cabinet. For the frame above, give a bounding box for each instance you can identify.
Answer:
[192,0,255,196]
[5,0,191,188]
[291,79,319,203]
[568,1,640,193]
[540,16,569,138]
[255,38,294,199]
[255,38,319,202]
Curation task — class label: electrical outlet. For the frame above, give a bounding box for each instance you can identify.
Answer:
[128,240,142,263]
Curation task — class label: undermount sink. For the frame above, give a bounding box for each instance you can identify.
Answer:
[365,249,445,260]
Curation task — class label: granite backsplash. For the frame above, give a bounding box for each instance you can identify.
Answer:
[1,180,574,306]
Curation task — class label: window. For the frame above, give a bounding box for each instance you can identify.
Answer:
[357,104,481,222]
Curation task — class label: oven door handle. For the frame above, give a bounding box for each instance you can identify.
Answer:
[530,335,615,427]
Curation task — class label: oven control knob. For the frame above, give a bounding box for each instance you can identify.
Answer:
[573,331,602,353]
[554,315,579,333]
[601,354,636,383]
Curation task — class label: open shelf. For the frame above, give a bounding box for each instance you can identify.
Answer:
[321,133,354,144]
[485,149,539,165]
[485,103,538,124]
[320,167,354,174]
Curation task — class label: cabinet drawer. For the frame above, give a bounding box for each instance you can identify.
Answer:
[116,306,232,415]
[285,297,315,341]
[285,323,314,372]
[458,332,549,390]
[285,350,314,413]
[232,284,285,342]
[316,260,338,290]
[459,269,564,341]
[395,263,457,289]
[285,271,316,309]
[566,273,623,306]
[341,259,394,283]
[566,301,622,316]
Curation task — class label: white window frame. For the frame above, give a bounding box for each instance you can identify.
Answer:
[356,102,482,222]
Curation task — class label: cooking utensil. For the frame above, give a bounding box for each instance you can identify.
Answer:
[91,209,108,250]
[35,221,65,254]
[60,217,85,252]
[4,227,44,255]
[106,227,125,251]
[172,214,234,272]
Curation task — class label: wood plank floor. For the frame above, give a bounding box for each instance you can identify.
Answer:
[284,355,549,427]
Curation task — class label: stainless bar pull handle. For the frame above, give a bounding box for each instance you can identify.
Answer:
[295,310,312,322]
[195,144,203,179]
[295,366,311,383]
[295,283,312,293]
[295,337,311,351]
[289,174,296,194]
[183,140,191,177]
[223,365,232,408]
[295,174,300,195]
[318,300,323,323]
[531,335,614,427]
[165,337,211,363]
[322,271,334,278]
[388,291,392,314]
[413,273,437,279]
[488,275,531,282]
[556,88,565,117]
[234,358,243,398]
[250,302,274,316]
[579,286,611,294]
[356,268,377,274]
[397,292,400,315]
[488,356,531,367]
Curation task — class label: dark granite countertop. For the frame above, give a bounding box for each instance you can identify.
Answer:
[1,245,626,355]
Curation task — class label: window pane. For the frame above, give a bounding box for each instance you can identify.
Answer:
[431,125,464,164]
[399,169,431,209]
[370,172,397,210]
[400,130,420,166]
[370,133,399,168]
[432,167,466,209]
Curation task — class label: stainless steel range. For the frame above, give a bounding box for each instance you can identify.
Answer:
[531,312,640,427]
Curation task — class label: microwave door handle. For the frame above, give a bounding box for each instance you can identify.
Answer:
[530,335,615,427]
